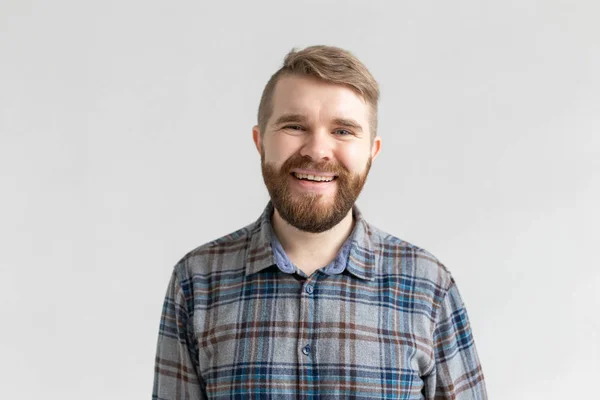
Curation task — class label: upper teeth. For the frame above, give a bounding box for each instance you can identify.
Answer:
[293,173,334,182]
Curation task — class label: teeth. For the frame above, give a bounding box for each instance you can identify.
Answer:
[293,172,334,182]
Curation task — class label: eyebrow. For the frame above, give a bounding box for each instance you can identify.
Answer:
[273,113,309,126]
[273,113,364,132]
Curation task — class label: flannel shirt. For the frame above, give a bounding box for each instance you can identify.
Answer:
[153,201,487,399]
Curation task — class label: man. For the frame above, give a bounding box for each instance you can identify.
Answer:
[153,45,487,399]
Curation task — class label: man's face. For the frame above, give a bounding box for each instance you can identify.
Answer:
[253,74,381,233]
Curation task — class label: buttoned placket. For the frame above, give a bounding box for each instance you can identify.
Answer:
[297,273,319,393]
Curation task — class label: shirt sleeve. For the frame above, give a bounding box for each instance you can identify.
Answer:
[422,276,488,399]
[153,266,206,399]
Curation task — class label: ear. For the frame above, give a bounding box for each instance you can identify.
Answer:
[370,136,382,161]
[252,125,262,155]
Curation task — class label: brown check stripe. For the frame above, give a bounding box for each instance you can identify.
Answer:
[153,201,487,399]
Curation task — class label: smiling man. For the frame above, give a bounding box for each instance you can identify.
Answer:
[153,45,487,399]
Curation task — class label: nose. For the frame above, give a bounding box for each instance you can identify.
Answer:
[299,128,334,161]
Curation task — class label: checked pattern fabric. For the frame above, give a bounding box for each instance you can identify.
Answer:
[153,201,487,399]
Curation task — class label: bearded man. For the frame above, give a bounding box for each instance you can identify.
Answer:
[153,45,487,399]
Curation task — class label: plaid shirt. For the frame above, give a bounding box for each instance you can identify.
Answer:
[153,201,487,399]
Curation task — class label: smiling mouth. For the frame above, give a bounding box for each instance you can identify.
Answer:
[290,172,338,182]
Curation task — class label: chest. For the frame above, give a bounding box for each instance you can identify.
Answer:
[192,272,435,398]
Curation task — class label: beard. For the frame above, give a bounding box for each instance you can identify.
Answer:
[260,150,372,233]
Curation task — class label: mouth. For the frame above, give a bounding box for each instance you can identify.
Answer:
[290,171,338,183]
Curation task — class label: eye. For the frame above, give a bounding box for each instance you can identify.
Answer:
[283,125,305,131]
[334,128,353,136]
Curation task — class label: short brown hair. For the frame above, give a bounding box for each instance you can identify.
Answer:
[257,45,380,141]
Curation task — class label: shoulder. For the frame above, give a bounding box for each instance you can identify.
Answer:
[172,219,259,279]
[367,222,454,291]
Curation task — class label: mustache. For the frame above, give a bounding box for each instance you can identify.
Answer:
[279,154,348,176]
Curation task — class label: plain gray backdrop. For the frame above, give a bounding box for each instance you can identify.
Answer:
[1,0,598,398]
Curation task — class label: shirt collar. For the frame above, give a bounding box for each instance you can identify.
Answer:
[245,201,376,281]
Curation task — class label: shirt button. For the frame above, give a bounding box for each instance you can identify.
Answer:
[302,344,311,356]
[305,284,314,294]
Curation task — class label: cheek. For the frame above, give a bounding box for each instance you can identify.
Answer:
[338,145,370,173]
[264,136,299,164]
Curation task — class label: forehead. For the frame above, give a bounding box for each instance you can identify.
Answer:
[270,75,370,126]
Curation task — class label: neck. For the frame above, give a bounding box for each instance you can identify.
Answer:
[271,207,355,274]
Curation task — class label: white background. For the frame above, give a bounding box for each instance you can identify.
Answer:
[1,0,598,398]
